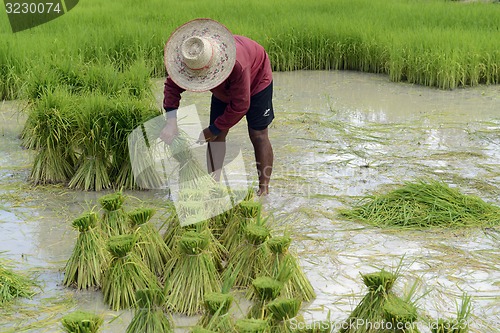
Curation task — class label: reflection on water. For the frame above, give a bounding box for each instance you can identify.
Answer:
[0,71,499,332]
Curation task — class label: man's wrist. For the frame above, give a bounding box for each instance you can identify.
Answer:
[165,108,178,119]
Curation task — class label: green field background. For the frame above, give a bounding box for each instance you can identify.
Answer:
[1,0,499,100]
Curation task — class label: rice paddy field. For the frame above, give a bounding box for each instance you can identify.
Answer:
[1,0,500,332]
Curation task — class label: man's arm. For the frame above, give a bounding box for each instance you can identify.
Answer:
[163,76,185,117]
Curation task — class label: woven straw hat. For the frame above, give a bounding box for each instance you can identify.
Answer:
[164,18,237,92]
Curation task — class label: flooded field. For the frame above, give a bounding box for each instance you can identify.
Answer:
[1,71,499,332]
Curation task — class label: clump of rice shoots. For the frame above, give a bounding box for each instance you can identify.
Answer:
[382,295,420,333]
[267,235,316,302]
[235,318,269,333]
[129,207,171,276]
[221,200,262,255]
[339,269,398,333]
[61,311,103,333]
[247,276,284,319]
[102,234,160,310]
[430,294,471,333]
[227,221,271,288]
[0,258,38,304]
[99,192,129,237]
[266,298,302,333]
[68,94,112,191]
[125,288,173,333]
[339,179,500,229]
[165,231,222,315]
[22,89,76,185]
[63,212,109,290]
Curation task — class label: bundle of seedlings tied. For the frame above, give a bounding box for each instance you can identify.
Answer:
[102,234,160,311]
[247,276,284,319]
[221,199,262,255]
[0,257,38,304]
[128,207,171,276]
[125,288,173,333]
[63,211,109,290]
[197,268,237,332]
[61,311,103,333]
[382,294,420,333]
[267,235,316,302]
[339,269,399,333]
[266,297,302,333]
[162,209,226,272]
[99,191,129,237]
[164,230,221,315]
[340,179,500,229]
[235,318,269,333]
[430,294,471,333]
[227,215,271,288]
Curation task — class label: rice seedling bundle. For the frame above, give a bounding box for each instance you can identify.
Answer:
[21,89,77,185]
[266,298,302,333]
[267,236,316,302]
[0,258,38,304]
[220,200,262,255]
[430,294,471,333]
[339,269,398,333]
[125,288,173,333]
[339,179,500,229]
[382,295,420,333]
[63,212,109,290]
[128,207,171,276]
[235,318,269,333]
[99,192,129,237]
[61,311,103,333]
[164,231,222,315]
[247,276,284,319]
[102,234,160,311]
[227,222,271,288]
[198,292,235,332]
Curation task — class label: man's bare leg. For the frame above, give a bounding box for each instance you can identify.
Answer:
[248,127,273,196]
[207,130,228,181]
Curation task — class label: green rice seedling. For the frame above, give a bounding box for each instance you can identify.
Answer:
[61,311,103,333]
[430,294,471,333]
[339,179,500,229]
[68,94,112,191]
[63,212,110,290]
[227,219,271,289]
[125,288,173,333]
[102,234,160,311]
[0,258,38,304]
[164,231,222,315]
[190,327,218,333]
[266,298,302,333]
[235,318,269,333]
[247,276,284,319]
[382,295,420,333]
[197,292,235,332]
[21,89,77,185]
[339,269,398,333]
[221,200,262,255]
[99,192,129,237]
[267,235,316,302]
[129,207,171,276]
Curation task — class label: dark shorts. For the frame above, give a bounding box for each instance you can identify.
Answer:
[210,81,274,131]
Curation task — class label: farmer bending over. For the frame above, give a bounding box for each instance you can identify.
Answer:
[160,18,274,196]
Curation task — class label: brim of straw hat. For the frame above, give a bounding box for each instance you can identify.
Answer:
[164,18,237,92]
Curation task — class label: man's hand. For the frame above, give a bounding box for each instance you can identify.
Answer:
[159,119,179,144]
[197,127,217,144]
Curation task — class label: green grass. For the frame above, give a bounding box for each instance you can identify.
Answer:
[0,0,499,98]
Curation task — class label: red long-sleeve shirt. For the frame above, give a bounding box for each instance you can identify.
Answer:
[163,35,273,133]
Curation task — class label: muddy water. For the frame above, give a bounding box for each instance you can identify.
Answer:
[1,71,499,332]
